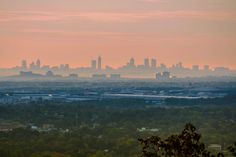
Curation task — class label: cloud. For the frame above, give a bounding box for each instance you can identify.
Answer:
[21,28,136,37]
[0,10,235,23]
[141,0,165,3]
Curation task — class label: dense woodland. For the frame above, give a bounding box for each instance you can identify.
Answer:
[0,96,236,157]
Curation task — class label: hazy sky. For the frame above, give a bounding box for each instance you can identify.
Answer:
[0,0,236,69]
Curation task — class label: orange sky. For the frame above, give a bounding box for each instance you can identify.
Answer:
[0,0,236,69]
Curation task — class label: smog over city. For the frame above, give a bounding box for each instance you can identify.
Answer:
[0,0,236,157]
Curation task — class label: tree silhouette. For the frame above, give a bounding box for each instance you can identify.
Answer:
[139,123,224,157]
[228,142,236,156]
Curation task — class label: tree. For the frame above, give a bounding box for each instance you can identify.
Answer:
[139,123,224,157]
[228,142,236,156]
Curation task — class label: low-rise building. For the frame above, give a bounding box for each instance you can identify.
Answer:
[92,74,107,79]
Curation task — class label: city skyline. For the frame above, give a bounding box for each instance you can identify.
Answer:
[1,1,236,157]
[1,0,236,69]
[2,57,235,70]
[1,51,236,69]
[1,56,235,79]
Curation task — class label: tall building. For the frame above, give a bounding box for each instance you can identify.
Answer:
[192,65,199,71]
[29,62,35,70]
[46,71,54,77]
[176,62,183,68]
[59,64,69,70]
[65,64,70,70]
[91,60,97,69]
[204,65,209,71]
[98,56,102,70]
[162,71,170,79]
[144,58,150,68]
[60,64,65,70]
[151,59,157,68]
[36,59,41,68]
[21,60,27,69]
[160,63,167,70]
[130,58,135,67]
[156,71,170,81]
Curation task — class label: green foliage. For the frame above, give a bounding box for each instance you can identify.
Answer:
[228,142,236,156]
[0,98,235,157]
[139,123,225,157]
[89,151,112,157]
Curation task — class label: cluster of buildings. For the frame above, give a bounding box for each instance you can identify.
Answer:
[123,57,157,69]
[19,57,159,73]
[0,92,99,104]
[16,70,122,80]
[0,56,235,79]
[156,72,172,81]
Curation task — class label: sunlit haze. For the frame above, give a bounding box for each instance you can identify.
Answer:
[1,0,236,68]
[1,1,236,156]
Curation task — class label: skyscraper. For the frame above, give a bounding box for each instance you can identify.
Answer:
[151,59,157,68]
[129,58,135,67]
[144,58,150,68]
[21,60,27,69]
[192,65,199,71]
[29,62,35,70]
[176,62,182,68]
[65,64,70,70]
[36,59,41,68]
[204,65,209,71]
[91,60,97,69]
[98,56,102,70]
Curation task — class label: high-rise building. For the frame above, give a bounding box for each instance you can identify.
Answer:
[156,71,170,81]
[151,59,157,68]
[204,65,209,71]
[21,60,27,69]
[65,64,70,70]
[144,58,150,68]
[176,62,183,68]
[160,63,167,70]
[162,71,170,79]
[192,65,199,71]
[130,58,135,67]
[36,59,41,68]
[59,64,69,70]
[60,64,65,70]
[98,56,102,70]
[29,62,35,70]
[46,71,54,77]
[91,60,97,69]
